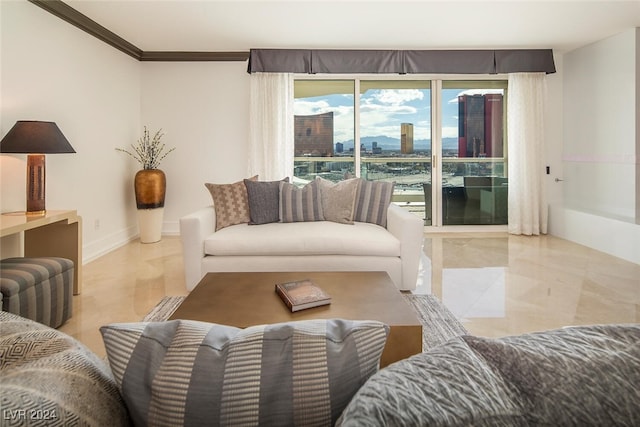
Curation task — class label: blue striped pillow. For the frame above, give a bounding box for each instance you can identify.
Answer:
[101,319,388,426]
[279,179,325,222]
[353,179,395,227]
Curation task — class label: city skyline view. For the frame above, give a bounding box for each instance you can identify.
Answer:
[294,86,505,148]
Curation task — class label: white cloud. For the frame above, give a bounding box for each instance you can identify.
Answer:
[295,90,431,142]
[371,89,424,105]
[447,89,504,104]
[361,102,417,116]
[294,100,332,115]
[442,126,459,138]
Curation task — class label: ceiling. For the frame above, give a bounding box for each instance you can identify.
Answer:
[64,0,639,55]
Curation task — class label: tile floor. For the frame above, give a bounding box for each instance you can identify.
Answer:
[58,233,639,358]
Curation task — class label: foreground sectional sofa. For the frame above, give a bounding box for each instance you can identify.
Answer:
[180,177,424,292]
[1,310,638,427]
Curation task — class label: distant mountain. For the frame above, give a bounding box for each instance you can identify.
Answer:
[337,135,458,151]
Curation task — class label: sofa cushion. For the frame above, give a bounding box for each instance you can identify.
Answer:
[0,311,131,427]
[101,319,388,427]
[205,176,257,231]
[353,179,395,227]
[204,221,401,257]
[245,177,289,225]
[279,179,324,222]
[337,324,640,427]
[316,177,359,224]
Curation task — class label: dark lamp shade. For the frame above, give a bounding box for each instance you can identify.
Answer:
[0,121,75,154]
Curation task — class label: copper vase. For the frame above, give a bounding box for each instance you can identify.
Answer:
[134,169,166,209]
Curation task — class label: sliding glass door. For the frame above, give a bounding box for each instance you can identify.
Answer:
[439,81,508,225]
[293,77,507,228]
[359,80,431,221]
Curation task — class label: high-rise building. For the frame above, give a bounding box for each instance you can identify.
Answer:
[294,112,334,156]
[372,141,382,154]
[335,142,344,153]
[457,94,503,158]
[401,123,414,154]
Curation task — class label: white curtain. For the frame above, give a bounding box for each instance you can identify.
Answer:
[248,73,294,181]
[507,72,548,235]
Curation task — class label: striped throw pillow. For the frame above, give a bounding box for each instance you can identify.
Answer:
[353,179,395,227]
[279,179,324,222]
[101,319,389,427]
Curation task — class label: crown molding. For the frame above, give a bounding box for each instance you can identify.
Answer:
[28,0,249,62]
[28,0,142,59]
[140,51,250,62]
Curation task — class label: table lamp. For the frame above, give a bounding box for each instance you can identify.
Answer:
[0,121,75,215]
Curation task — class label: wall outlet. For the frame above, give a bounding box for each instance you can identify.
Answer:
[94,219,100,230]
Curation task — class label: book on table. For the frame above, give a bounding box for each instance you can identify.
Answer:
[275,279,332,312]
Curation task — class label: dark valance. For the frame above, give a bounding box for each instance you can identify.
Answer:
[247,48,555,74]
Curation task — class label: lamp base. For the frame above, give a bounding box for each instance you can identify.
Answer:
[26,154,46,214]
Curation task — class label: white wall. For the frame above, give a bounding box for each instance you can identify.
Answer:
[637,28,640,225]
[3,2,638,265]
[549,28,639,264]
[1,1,141,261]
[140,62,250,233]
[562,29,637,221]
[1,2,252,262]
[544,54,565,208]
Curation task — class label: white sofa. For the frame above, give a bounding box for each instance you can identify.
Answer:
[180,203,424,292]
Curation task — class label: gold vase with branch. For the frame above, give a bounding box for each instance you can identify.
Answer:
[116,127,175,243]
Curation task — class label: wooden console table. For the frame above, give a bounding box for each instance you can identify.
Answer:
[1,210,82,295]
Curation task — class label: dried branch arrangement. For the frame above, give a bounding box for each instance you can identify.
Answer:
[116,127,175,170]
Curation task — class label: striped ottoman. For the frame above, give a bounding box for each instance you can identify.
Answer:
[0,257,74,328]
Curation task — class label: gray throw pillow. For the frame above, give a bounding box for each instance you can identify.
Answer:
[353,179,395,227]
[279,179,325,222]
[462,326,640,426]
[245,177,289,224]
[101,319,389,427]
[316,177,359,224]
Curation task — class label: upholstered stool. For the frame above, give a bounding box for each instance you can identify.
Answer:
[0,257,74,328]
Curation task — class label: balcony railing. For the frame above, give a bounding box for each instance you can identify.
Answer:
[294,156,507,225]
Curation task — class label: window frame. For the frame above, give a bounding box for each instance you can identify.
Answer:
[293,74,509,228]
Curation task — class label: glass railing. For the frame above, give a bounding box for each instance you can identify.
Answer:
[294,157,356,183]
[440,158,507,225]
[294,156,507,225]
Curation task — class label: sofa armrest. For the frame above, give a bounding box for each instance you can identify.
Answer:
[386,203,424,290]
[179,206,215,291]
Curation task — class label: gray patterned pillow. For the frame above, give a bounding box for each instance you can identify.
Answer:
[463,325,640,426]
[245,177,289,225]
[339,325,640,427]
[353,179,395,227]
[0,311,131,427]
[316,177,359,224]
[279,179,325,222]
[101,319,388,427]
[205,176,257,231]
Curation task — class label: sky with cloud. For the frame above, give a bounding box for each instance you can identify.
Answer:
[294,86,504,145]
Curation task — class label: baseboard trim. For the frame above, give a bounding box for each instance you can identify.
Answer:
[82,225,138,264]
[82,221,180,264]
[548,205,640,265]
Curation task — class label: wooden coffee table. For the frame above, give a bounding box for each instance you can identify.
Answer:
[170,271,422,367]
